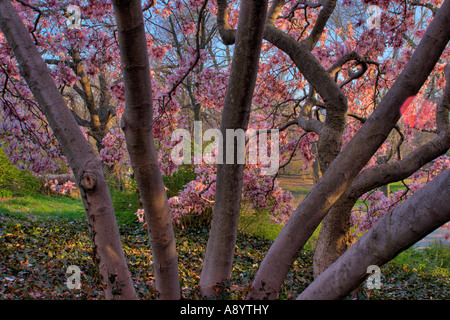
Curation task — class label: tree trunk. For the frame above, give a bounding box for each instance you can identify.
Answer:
[199,0,268,297]
[0,0,136,300]
[298,168,450,300]
[379,184,390,197]
[312,64,450,278]
[312,199,354,278]
[248,0,450,299]
[112,0,180,300]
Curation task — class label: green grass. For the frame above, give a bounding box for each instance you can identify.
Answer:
[277,184,310,204]
[388,181,408,194]
[238,207,283,241]
[0,194,85,221]
[0,147,41,196]
[109,187,141,225]
[0,190,145,226]
[284,187,310,197]
[0,192,316,244]
[237,202,320,250]
[392,242,450,278]
[366,243,450,300]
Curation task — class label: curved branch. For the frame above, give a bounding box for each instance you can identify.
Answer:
[303,0,337,50]
[312,64,450,277]
[409,0,439,16]
[217,0,236,45]
[326,51,369,88]
[298,168,450,300]
[297,116,323,134]
[162,0,209,105]
[267,0,286,25]
[217,0,347,114]
[248,0,450,299]
[264,24,347,112]
[70,109,90,127]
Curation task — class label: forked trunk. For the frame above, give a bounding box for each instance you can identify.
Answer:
[298,169,450,300]
[313,72,450,277]
[248,0,450,299]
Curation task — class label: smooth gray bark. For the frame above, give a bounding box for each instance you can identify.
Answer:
[313,65,450,276]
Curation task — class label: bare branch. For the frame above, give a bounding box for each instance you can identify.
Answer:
[70,109,91,127]
[303,0,337,50]
[15,0,41,45]
[142,0,156,12]
[327,51,368,88]
[409,0,439,16]
[162,0,209,106]
[437,64,450,134]
[216,0,236,45]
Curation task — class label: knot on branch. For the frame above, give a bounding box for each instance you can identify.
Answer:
[80,170,97,191]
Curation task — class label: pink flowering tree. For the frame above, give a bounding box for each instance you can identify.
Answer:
[1,0,449,300]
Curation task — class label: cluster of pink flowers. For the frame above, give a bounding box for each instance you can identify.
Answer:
[402,97,437,132]
[194,67,228,110]
[168,164,216,224]
[135,209,145,224]
[167,159,296,227]
[44,179,76,195]
[51,63,79,87]
[188,0,205,8]
[100,128,126,166]
[351,155,450,237]
[241,167,294,225]
[149,45,170,62]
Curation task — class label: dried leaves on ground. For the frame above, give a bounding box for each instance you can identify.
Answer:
[0,212,448,300]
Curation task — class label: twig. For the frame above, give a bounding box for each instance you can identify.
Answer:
[15,0,42,45]
[160,0,209,109]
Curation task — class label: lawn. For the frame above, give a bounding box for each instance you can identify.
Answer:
[0,194,85,220]
[0,193,448,300]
